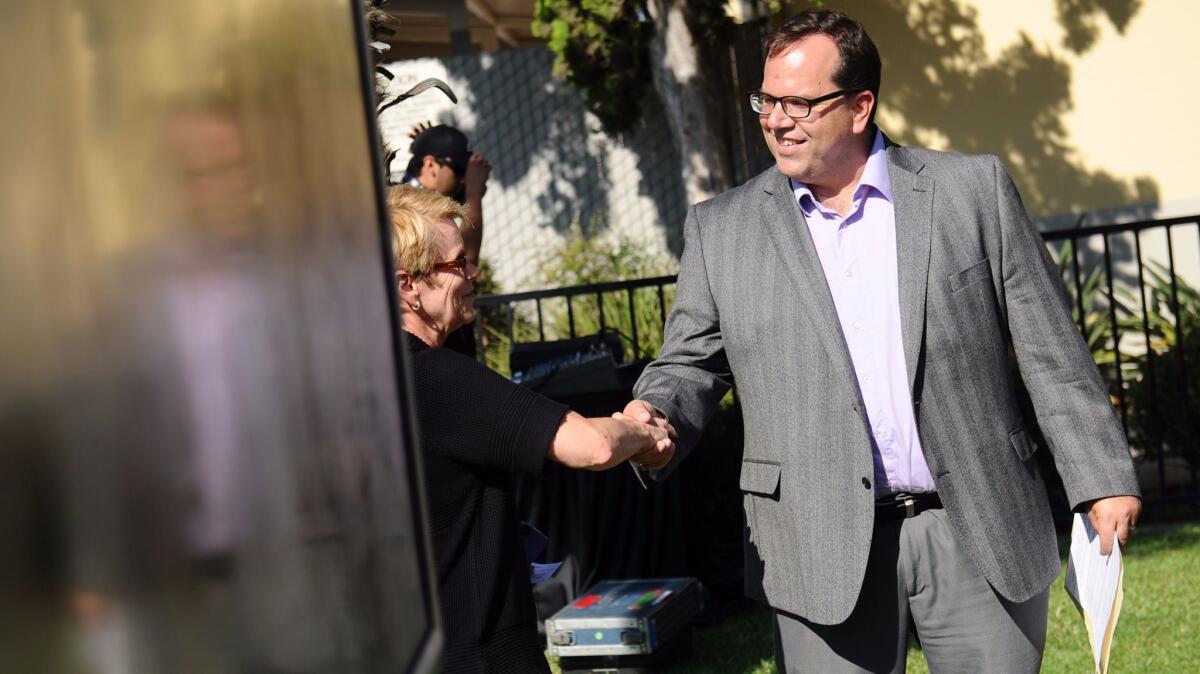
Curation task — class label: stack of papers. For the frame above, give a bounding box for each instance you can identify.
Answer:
[1064,513,1124,674]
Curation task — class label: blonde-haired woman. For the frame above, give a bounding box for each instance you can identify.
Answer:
[388,186,673,672]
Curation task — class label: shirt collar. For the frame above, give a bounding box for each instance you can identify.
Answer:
[858,129,892,202]
[791,129,892,214]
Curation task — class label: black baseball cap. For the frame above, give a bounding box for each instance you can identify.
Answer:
[407,125,470,176]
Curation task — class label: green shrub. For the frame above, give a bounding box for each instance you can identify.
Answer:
[533,223,677,360]
[1050,239,1200,486]
[471,257,524,376]
[475,222,678,375]
[1123,260,1200,485]
[1050,239,1140,381]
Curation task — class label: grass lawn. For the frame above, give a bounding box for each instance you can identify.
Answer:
[549,522,1200,673]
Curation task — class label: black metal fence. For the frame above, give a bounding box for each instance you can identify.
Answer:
[472,275,679,375]
[474,214,1200,507]
[1043,215,1200,505]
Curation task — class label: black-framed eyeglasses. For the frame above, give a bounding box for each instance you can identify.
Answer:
[430,254,470,274]
[748,88,863,119]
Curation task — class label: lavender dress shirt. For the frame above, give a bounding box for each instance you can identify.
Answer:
[791,131,936,496]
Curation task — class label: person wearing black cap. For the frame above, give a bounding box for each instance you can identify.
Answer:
[400,124,491,358]
[400,124,489,266]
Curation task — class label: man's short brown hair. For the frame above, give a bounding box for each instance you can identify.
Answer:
[764,9,881,126]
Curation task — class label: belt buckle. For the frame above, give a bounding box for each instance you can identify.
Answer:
[903,497,916,518]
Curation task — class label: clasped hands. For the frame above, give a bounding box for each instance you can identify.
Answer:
[616,399,676,471]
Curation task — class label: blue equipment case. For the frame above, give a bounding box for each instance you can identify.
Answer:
[545,577,703,673]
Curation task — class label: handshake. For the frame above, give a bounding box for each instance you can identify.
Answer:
[549,400,676,473]
[615,400,676,471]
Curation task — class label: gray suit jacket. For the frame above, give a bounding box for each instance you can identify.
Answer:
[633,142,1140,625]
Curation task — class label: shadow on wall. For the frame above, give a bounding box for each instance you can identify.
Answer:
[437,49,688,254]
[841,0,1158,223]
[814,0,1158,281]
[619,89,690,256]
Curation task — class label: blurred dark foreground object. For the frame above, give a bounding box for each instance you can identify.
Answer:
[0,1,442,672]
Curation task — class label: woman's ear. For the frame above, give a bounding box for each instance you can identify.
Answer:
[396,270,421,311]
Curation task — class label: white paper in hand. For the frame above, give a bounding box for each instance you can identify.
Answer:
[1064,513,1124,674]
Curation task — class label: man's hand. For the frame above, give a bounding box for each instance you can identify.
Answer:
[1086,495,1142,555]
[623,399,675,433]
[464,152,490,200]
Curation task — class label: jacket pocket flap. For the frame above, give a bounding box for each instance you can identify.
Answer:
[739,459,781,496]
[1009,427,1037,461]
[949,257,992,292]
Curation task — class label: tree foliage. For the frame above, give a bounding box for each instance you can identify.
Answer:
[532,0,734,135]
[532,0,654,133]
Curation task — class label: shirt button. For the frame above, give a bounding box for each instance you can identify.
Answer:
[853,320,863,330]
[862,477,871,490]
[844,269,852,277]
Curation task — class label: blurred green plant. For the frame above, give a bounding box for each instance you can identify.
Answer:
[534,223,677,360]
[474,255,500,296]
[471,257,522,376]
[475,221,678,376]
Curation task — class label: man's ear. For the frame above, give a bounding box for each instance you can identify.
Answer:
[416,155,439,189]
[420,154,438,175]
[852,90,875,134]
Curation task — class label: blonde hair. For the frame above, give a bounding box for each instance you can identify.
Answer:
[386,185,469,277]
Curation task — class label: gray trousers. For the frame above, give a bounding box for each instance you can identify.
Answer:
[774,508,1048,673]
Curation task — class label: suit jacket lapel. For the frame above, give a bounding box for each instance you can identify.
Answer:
[759,173,859,385]
[887,146,934,394]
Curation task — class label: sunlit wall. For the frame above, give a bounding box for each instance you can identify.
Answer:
[823,0,1199,224]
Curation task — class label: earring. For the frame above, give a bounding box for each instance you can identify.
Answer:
[411,301,421,311]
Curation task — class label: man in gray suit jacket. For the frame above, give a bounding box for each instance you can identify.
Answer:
[624,9,1141,672]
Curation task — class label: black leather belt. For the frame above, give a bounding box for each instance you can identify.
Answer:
[875,492,942,522]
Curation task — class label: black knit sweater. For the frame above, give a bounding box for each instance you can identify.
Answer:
[405,331,567,673]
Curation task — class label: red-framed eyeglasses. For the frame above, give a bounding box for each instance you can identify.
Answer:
[430,254,470,274]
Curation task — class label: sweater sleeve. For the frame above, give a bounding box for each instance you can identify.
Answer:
[410,346,568,475]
